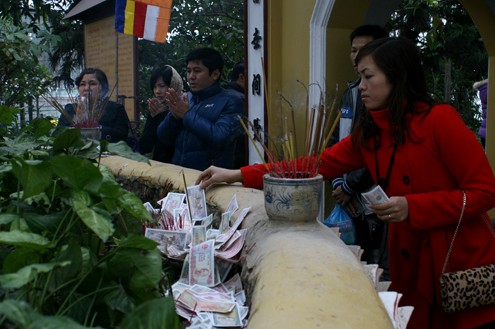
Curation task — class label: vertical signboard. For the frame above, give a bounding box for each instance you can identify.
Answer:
[247,0,265,165]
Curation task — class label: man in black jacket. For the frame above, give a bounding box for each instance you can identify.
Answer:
[224,61,247,168]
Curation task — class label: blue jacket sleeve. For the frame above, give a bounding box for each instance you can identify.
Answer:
[182,95,244,144]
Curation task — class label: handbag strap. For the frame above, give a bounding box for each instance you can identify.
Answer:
[441,191,495,274]
[441,190,466,274]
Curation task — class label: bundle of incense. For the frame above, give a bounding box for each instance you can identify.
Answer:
[42,82,117,128]
[246,63,341,178]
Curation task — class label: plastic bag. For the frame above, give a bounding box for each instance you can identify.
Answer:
[323,204,356,245]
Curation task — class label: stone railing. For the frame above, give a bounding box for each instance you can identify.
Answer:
[100,156,393,329]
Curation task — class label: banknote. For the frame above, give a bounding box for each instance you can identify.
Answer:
[171,281,190,299]
[219,211,232,234]
[363,263,381,287]
[361,185,389,205]
[194,214,213,228]
[143,201,160,216]
[211,305,242,327]
[226,193,239,215]
[189,239,215,286]
[177,288,235,313]
[224,273,243,294]
[176,288,197,310]
[179,254,190,284]
[179,205,192,230]
[187,185,208,219]
[192,225,206,246]
[162,192,186,212]
[144,228,187,250]
[216,207,250,244]
[235,290,246,305]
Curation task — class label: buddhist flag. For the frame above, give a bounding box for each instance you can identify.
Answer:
[115,0,173,43]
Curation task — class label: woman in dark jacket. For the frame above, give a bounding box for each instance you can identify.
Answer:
[57,67,129,143]
[138,65,183,162]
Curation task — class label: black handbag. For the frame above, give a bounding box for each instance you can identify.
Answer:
[439,190,495,313]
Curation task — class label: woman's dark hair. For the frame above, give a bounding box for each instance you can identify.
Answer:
[149,66,173,91]
[75,67,109,97]
[351,37,434,148]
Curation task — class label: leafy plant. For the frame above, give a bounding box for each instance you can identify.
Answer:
[0,119,181,328]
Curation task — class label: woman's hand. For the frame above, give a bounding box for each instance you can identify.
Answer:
[165,88,188,119]
[332,186,358,217]
[147,98,166,117]
[369,196,409,223]
[196,166,243,189]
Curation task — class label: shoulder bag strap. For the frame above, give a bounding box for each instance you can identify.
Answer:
[441,190,467,274]
[441,191,495,274]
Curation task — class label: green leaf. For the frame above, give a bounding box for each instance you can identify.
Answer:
[2,247,43,273]
[120,297,181,329]
[97,179,122,199]
[0,261,70,289]
[72,190,114,241]
[119,192,153,222]
[27,117,56,138]
[107,141,150,164]
[0,300,101,329]
[115,234,158,250]
[0,300,35,329]
[102,284,133,314]
[11,158,53,199]
[0,230,50,248]
[0,162,12,174]
[0,138,40,157]
[107,248,162,300]
[0,213,20,225]
[50,155,103,192]
[32,314,102,329]
[52,239,83,287]
[23,212,65,234]
[52,127,83,153]
[8,215,30,231]
[0,105,19,126]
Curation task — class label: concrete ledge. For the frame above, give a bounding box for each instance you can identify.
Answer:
[100,156,393,328]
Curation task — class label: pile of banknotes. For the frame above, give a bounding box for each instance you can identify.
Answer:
[143,186,250,328]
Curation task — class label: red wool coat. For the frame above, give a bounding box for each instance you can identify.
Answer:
[241,103,495,329]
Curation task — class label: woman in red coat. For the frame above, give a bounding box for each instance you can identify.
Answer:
[196,37,495,329]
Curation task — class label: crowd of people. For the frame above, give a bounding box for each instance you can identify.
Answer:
[58,47,247,171]
[58,36,495,329]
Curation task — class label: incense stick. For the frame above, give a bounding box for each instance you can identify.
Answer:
[243,80,339,179]
[180,170,193,224]
[239,117,270,171]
